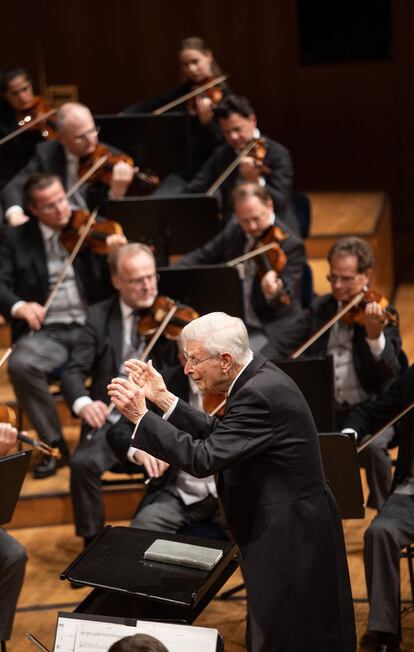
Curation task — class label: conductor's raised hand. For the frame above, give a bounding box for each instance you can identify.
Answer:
[124,359,167,405]
[107,376,147,424]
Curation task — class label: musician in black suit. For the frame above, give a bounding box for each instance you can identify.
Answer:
[0,423,27,648]
[176,182,308,360]
[0,173,119,478]
[60,243,178,545]
[305,236,404,510]
[344,365,414,652]
[0,102,134,226]
[108,312,356,652]
[179,94,298,232]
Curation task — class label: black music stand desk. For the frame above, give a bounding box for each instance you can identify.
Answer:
[319,432,365,519]
[0,450,31,525]
[107,195,221,262]
[61,526,238,623]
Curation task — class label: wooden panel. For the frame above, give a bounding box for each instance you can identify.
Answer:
[306,192,394,298]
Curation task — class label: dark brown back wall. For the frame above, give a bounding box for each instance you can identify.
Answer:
[1,0,413,276]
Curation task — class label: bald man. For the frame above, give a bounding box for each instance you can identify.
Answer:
[1,101,134,225]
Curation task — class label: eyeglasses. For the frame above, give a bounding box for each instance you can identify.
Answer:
[39,195,68,214]
[326,274,359,285]
[119,273,159,288]
[72,125,101,145]
[183,352,218,369]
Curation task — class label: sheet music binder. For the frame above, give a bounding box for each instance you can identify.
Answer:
[0,450,31,525]
[318,432,365,519]
[52,611,224,652]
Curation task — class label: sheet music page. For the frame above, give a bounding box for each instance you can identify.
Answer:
[137,620,218,652]
[74,621,138,651]
[54,617,77,652]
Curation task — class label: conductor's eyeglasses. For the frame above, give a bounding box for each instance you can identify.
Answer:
[183,353,218,369]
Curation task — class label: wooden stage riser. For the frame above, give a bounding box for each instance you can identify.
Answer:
[7,487,145,529]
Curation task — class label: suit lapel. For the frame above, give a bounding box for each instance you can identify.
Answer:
[225,354,268,411]
[27,221,49,298]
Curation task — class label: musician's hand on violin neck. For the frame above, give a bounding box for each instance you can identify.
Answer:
[79,401,109,429]
[110,160,135,198]
[364,301,388,339]
[195,95,214,124]
[105,232,128,253]
[0,422,18,456]
[238,156,261,181]
[7,210,30,227]
[14,302,46,330]
[261,270,283,300]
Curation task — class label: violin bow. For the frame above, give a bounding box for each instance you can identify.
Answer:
[67,155,108,198]
[18,432,62,459]
[289,289,367,360]
[153,74,228,115]
[0,209,98,372]
[226,241,281,268]
[0,108,57,146]
[207,139,257,196]
[86,303,179,440]
[357,399,414,453]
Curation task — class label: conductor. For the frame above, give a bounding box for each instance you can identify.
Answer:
[108,312,356,652]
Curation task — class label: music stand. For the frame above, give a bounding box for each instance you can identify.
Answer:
[318,432,365,519]
[274,357,335,432]
[61,526,237,624]
[157,265,244,318]
[107,195,221,263]
[0,450,31,525]
[94,114,192,178]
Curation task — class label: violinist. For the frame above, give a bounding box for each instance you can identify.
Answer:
[60,243,179,547]
[1,102,134,226]
[106,333,224,537]
[0,65,54,191]
[0,422,27,648]
[124,36,229,183]
[305,236,405,510]
[0,173,121,478]
[176,182,308,359]
[181,94,299,232]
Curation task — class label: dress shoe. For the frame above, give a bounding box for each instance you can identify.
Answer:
[375,632,401,652]
[33,453,68,479]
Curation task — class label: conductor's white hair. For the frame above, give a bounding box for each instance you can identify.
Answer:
[182,312,251,365]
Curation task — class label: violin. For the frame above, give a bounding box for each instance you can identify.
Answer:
[154,74,228,115]
[0,403,62,459]
[252,225,291,306]
[186,77,224,114]
[138,296,200,341]
[77,143,159,188]
[15,95,57,140]
[60,209,124,256]
[248,138,271,175]
[340,289,399,327]
[203,392,226,417]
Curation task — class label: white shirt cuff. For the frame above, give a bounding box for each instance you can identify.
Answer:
[163,396,179,420]
[72,396,93,416]
[127,445,140,464]
[11,301,26,317]
[365,331,386,359]
[5,205,24,221]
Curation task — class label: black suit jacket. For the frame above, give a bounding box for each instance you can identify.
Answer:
[183,134,297,228]
[0,139,122,218]
[61,294,178,411]
[345,364,414,492]
[306,294,403,395]
[0,218,112,341]
[133,355,355,650]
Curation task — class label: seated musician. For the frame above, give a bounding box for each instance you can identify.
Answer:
[0,423,27,649]
[179,93,299,232]
[60,243,179,547]
[0,173,122,478]
[1,101,134,226]
[344,365,414,652]
[175,182,308,360]
[124,36,229,181]
[106,336,224,538]
[305,236,405,510]
[0,65,53,191]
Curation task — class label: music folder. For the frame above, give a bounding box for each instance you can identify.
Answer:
[51,611,223,652]
[0,450,31,525]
